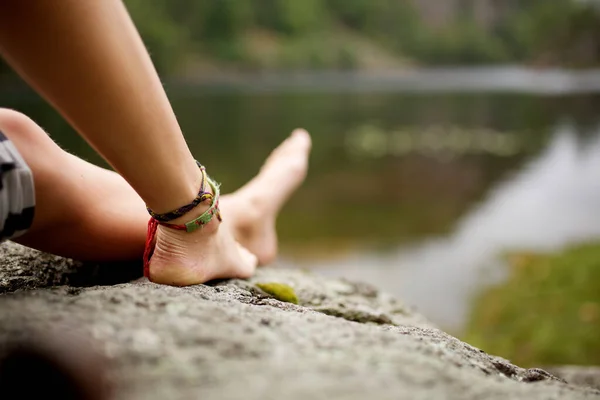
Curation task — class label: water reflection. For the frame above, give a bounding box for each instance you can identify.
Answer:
[346,123,524,158]
[303,123,600,331]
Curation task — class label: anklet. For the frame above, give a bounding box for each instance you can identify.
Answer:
[146,161,211,223]
[155,175,222,232]
[143,162,222,278]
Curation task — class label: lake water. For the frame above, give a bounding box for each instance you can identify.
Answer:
[3,69,600,332]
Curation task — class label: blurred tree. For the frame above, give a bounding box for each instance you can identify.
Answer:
[198,0,253,40]
[255,0,327,35]
[121,0,600,75]
[501,0,600,66]
[325,0,373,30]
[125,0,189,75]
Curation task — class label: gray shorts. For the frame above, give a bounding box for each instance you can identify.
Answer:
[0,131,35,242]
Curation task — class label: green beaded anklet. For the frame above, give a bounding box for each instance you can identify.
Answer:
[157,175,222,233]
[143,163,222,277]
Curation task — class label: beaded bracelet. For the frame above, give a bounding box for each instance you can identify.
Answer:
[146,160,213,223]
[156,174,222,233]
[143,161,222,277]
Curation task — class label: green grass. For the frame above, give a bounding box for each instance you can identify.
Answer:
[463,242,600,367]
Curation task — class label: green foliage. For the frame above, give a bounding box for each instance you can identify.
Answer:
[123,0,600,74]
[324,0,374,30]
[414,20,510,65]
[125,0,189,75]
[255,0,327,35]
[256,282,299,305]
[273,34,359,70]
[464,243,600,367]
[501,0,600,66]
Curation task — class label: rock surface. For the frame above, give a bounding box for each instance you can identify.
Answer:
[0,241,599,400]
[548,367,600,391]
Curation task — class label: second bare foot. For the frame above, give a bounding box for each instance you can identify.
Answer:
[221,129,312,265]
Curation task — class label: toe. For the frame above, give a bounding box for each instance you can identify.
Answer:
[235,243,258,279]
[290,128,312,150]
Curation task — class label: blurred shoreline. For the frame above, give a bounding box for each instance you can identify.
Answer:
[172,67,600,95]
[4,66,600,97]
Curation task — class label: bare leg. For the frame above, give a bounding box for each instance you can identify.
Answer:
[1,109,311,265]
[0,1,257,285]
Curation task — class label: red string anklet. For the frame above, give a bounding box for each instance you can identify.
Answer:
[143,162,222,278]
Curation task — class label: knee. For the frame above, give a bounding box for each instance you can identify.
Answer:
[0,109,45,143]
[0,109,58,162]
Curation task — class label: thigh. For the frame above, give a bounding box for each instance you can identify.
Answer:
[0,109,148,260]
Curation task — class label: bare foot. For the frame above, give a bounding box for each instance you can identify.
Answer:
[148,184,258,286]
[221,129,312,265]
[146,128,310,285]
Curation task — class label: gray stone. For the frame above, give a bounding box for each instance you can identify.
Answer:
[0,241,599,400]
[548,367,600,391]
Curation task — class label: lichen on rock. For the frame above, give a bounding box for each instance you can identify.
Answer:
[255,282,299,304]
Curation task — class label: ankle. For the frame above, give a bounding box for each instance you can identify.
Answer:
[167,182,214,225]
[146,161,222,232]
[146,167,204,215]
[143,162,223,278]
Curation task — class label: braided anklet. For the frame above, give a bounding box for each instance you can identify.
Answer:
[143,162,222,277]
[147,161,212,223]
